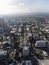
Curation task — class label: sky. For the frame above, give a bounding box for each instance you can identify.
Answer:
[0,0,49,15]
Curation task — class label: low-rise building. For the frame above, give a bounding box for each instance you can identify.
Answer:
[33,33,40,40]
[35,40,48,48]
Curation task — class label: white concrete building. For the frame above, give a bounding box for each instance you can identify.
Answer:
[35,40,48,48]
[23,46,29,56]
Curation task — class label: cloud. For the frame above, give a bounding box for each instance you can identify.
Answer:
[0,0,49,15]
[0,0,32,15]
